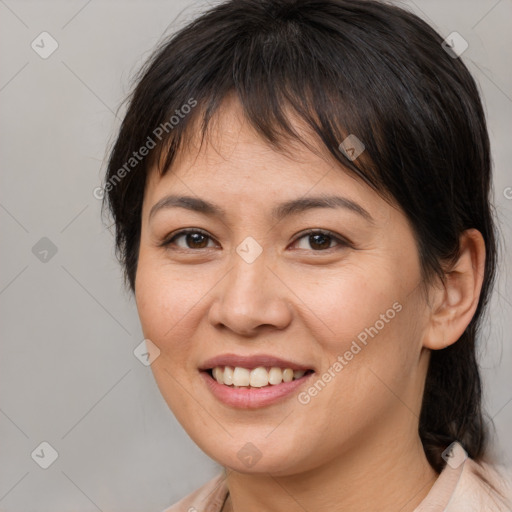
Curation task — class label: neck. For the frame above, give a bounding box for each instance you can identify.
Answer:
[223,425,438,512]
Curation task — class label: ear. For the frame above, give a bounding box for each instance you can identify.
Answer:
[422,229,486,350]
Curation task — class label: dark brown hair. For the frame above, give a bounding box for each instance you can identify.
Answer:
[103,0,497,473]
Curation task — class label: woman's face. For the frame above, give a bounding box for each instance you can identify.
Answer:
[135,97,432,476]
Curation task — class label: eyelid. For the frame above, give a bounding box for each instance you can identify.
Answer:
[290,228,352,249]
[160,228,352,251]
[159,228,217,248]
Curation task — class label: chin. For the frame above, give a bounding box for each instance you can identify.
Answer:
[197,439,315,476]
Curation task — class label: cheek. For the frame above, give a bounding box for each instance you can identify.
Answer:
[288,258,424,409]
[134,250,205,363]
[284,259,411,349]
[134,252,208,421]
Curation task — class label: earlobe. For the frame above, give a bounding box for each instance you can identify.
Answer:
[422,229,486,350]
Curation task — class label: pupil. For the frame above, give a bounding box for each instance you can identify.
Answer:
[310,234,330,250]
[188,233,208,248]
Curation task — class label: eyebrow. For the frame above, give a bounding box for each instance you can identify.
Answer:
[148,194,374,223]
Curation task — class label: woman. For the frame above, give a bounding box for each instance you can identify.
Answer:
[102,0,512,510]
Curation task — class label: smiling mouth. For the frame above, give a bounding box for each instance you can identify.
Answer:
[204,366,315,388]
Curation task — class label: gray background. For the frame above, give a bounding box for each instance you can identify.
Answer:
[0,0,511,510]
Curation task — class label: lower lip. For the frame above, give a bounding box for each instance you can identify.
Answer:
[200,370,314,409]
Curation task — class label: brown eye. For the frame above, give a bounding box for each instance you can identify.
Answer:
[162,229,216,250]
[292,230,349,251]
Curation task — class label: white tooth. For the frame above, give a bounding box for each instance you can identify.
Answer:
[268,367,283,385]
[213,367,224,384]
[282,368,294,382]
[232,367,250,386]
[293,370,306,380]
[223,366,234,386]
[250,367,269,388]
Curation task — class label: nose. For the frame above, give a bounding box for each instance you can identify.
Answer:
[208,247,293,337]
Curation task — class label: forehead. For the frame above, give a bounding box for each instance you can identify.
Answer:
[142,96,394,225]
[151,98,327,178]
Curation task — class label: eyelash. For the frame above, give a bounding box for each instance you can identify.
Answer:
[159,228,351,252]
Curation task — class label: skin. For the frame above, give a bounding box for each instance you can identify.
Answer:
[135,95,486,512]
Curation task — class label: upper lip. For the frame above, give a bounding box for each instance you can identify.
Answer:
[199,353,314,371]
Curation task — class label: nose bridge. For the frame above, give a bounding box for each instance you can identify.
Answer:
[209,239,291,334]
[227,240,272,309]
